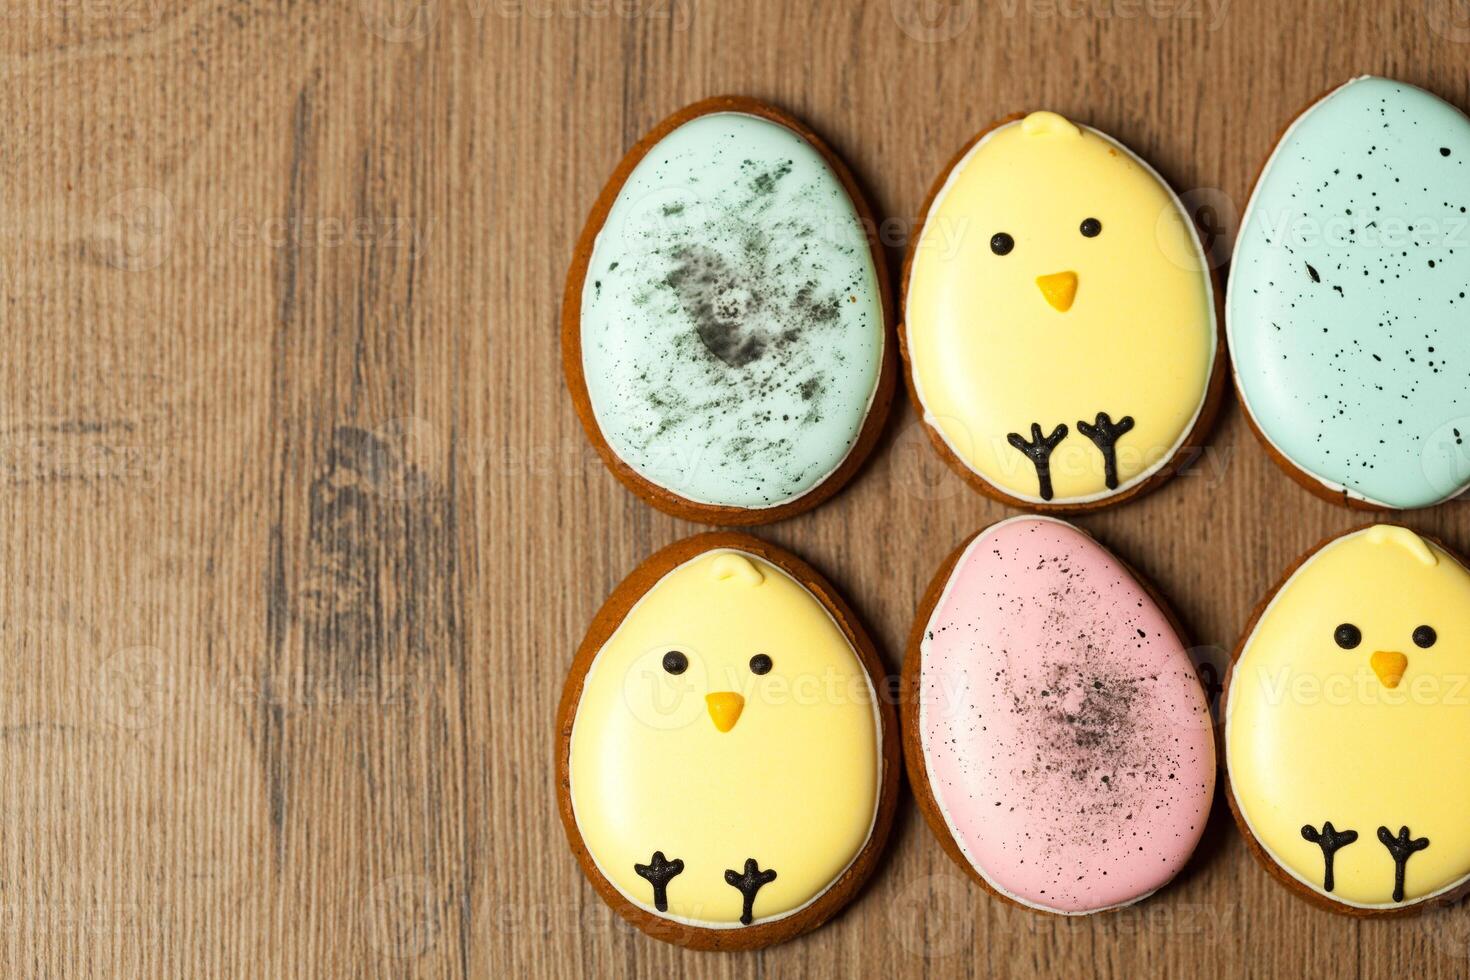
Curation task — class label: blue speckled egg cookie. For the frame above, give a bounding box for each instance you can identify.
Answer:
[1229,77,1470,509]
[563,97,893,524]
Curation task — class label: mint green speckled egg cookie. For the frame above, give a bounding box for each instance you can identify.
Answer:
[1230,77,1470,509]
[564,99,892,524]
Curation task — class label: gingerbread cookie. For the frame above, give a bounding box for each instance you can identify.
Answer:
[1229,77,1470,509]
[563,98,895,525]
[902,516,1216,914]
[901,111,1223,510]
[557,533,899,949]
[1225,524,1470,913]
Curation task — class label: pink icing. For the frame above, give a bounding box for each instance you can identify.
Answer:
[919,518,1214,913]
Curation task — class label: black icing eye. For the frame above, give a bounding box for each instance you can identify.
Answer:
[661,650,688,675]
[1079,217,1102,238]
[990,232,1014,256]
[1333,623,1362,650]
[1413,625,1437,649]
[749,653,773,675]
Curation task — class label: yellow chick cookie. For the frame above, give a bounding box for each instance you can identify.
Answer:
[1227,525,1470,911]
[560,535,891,948]
[904,111,1217,506]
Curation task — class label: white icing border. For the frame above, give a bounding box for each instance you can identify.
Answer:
[905,121,1219,506]
[916,514,1210,915]
[567,548,886,930]
[1225,75,1470,510]
[1224,526,1470,909]
[580,112,888,511]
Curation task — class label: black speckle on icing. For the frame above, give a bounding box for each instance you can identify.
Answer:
[1020,661,1141,755]
[664,245,771,367]
[751,160,792,195]
[1239,82,1470,493]
[998,579,1183,826]
[922,524,1210,905]
[600,144,875,504]
[659,241,843,370]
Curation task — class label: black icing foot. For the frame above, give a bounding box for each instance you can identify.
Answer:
[1006,422,1068,501]
[1377,826,1430,903]
[1301,821,1358,893]
[1076,412,1135,490]
[634,851,685,913]
[724,858,777,926]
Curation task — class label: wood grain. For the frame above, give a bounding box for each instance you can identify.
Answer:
[3,0,1470,975]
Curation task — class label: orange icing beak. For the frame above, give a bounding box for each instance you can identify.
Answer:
[705,691,745,732]
[1036,271,1078,312]
[1370,650,1408,689]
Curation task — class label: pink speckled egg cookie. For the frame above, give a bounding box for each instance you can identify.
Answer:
[900,516,1216,914]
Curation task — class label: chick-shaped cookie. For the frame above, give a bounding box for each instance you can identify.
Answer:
[559,534,894,949]
[1227,525,1470,912]
[904,110,1219,507]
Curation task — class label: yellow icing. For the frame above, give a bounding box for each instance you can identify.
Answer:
[906,112,1214,502]
[1227,526,1470,907]
[1035,270,1078,312]
[569,549,880,926]
[705,691,745,732]
[1021,110,1081,138]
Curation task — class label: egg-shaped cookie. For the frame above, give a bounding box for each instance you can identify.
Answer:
[563,97,894,524]
[902,111,1223,510]
[902,516,1216,914]
[557,533,899,949]
[1226,524,1470,914]
[1229,77,1470,509]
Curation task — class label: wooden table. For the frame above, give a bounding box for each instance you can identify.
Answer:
[6,0,1470,974]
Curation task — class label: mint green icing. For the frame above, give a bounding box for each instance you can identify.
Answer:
[580,112,883,510]
[1230,77,1470,508]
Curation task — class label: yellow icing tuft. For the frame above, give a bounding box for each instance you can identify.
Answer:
[569,549,880,925]
[710,551,765,586]
[906,116,1213,502]
[1021,110,1082,138]
[1227,526,1470,906]
[1365,524,1437,566]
